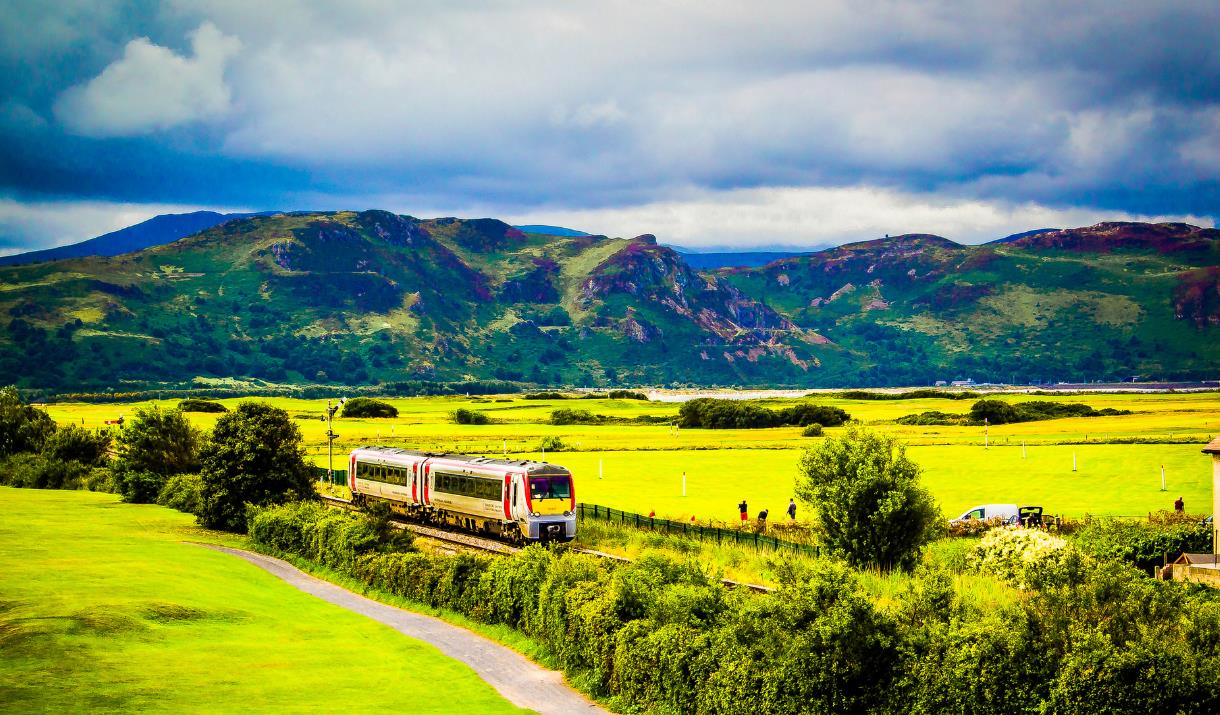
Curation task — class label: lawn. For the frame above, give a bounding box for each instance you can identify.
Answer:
[0,487,529,714]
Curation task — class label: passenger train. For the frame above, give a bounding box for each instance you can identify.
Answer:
[348,446,576,542]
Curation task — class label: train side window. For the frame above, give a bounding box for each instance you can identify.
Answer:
[512,481,517,506]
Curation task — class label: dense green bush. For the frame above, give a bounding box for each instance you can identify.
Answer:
[1071,515,1212,573]
[678,398,849,429]
[969,399,1131,425]
[550,408,601,425]
[836,389,980,400]
[247,496,1220,714]
[111,405,202,503]
[177,398,228,413]
[524,391,571,400]
[451,408,490,425]
[41,424,111,465]
[894,410,969,426]
[199,401,314,532]
[157,473,204,515]
[340,397,398,418]
[0,453,93,490]
[607,390,648,400]
[801,423,823,437]
[796,427,940,570]
[0,385,56,457]
[538,436,568,452]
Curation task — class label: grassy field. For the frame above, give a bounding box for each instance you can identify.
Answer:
[0,487,529,714]
[39,390,1220,519]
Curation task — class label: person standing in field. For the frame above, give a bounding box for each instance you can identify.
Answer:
[1175,496,1184,513]
[787,498,797,521]
[739,499,748,524]
[757,508,769,531]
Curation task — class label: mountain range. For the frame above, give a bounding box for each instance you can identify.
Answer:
[0,211,1215,390]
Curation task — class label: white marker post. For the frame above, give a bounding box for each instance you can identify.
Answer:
[1073,452,1077,472]
[682,471,687,497]
[984,418,989,449]
[1161,464,1166,491]
[599,459,603,480]
[1022,440,1027,459]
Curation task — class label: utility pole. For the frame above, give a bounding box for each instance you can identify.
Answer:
[326,399,342,484]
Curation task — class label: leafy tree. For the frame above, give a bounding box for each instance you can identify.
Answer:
[198,401,314,532]
[178,398,228,413]
[452,407,490,425]
[0,385,56,457]
[115,405,202,476]
[795,427,940,570]
[42,424,111,465]
[340,397,397,418]
[968,399,1019,424]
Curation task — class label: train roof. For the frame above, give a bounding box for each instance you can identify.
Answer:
[351,445,571,474]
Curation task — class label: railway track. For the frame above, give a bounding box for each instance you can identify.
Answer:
[319,495,773,592]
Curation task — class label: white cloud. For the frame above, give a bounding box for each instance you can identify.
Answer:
[0,197,242,255]
[54,22,240,137]
[497,185,1215,249]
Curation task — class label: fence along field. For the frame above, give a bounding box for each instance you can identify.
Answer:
[41,390,1220,520]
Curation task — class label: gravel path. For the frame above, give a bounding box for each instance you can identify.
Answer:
[200,545,608,715]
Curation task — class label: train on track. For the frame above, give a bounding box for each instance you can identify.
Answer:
[348,446,576,543]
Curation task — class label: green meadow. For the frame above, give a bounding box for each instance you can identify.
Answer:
[40,390,1220,520]
[0,487,529,714]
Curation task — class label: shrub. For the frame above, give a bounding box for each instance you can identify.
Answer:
[524,391,570,400]
[969,399,1020,424]
[539,436,567,452]
[114,405,202,477]
[0,453,91,490]
[199,401,315,532]
[550,408,601,425]
[678,398,849,429]
[607,390,648,400]
[801,423,823,437]
[451,407,490,425]
[177,398,228,413]
[0,385,56,457]
[894,410,969,426]
[795,427,940,570]
[340,397,398,418]
[116,469,168,504]
[157,473,204,515]
[41,424,111,465]
[969,527,1077,589]
[1071,516,1212,573]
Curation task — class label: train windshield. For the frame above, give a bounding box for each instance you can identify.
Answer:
[529,475,572,501]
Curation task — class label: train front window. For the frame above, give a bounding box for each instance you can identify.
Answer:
[529,475,571,501]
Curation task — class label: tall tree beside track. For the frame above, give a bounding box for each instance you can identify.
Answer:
[113,405,202,503]
[0,385,55,456]
[795,427,940,571]
[199,401,314,532]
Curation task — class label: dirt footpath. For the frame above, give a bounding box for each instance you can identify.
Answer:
[201,545,608,715]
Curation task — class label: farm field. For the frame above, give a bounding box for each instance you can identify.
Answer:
[39,390,1220,519]
[0,487,529,714]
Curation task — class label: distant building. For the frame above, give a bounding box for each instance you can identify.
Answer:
[934,380,947,387]
[950,379,975,387]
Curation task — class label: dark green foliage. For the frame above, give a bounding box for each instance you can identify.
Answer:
[156,473,204,515]
[895,410,969,426]
[0,452,93,489]
[795,427,941,570]
[550,408,601,425]
[0,385,56,457]
[451,408,490,425]
[1072,515,1213,573]
[523,391,571,400]
[41,424,111,465]
[114,405,202,477]
[969,399,1131,425]
[177,398,227,413]
[538,436,567,452]
[340,397,398,418]
[678,398,849,429]
[198,401,314,532]
[607,390,648,400]
[248,501,413,571]
[801,423,823,436]
[111,405,201,503]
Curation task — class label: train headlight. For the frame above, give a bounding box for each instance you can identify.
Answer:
[532,511,540,518]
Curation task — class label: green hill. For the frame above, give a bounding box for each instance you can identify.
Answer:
[0,213,1215,390]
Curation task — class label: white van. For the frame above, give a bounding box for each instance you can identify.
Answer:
[951,503,1020,525]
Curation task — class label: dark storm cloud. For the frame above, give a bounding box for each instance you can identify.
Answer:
[0,1,1215,250]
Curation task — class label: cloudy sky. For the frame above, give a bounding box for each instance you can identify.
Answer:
[1,1,1217,254]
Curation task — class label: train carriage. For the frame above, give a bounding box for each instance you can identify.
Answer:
[348,446,576,542]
